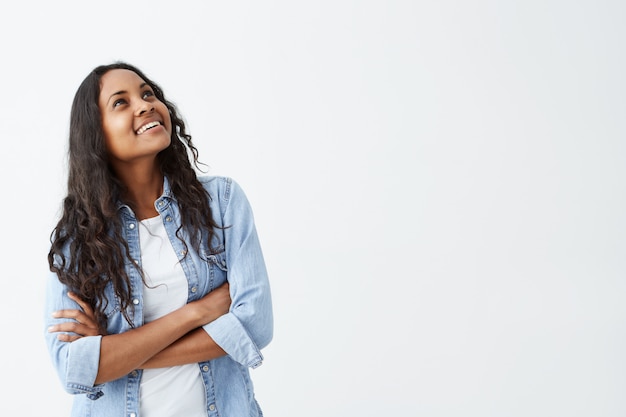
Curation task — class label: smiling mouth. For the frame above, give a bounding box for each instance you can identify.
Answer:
[136,121,162,135]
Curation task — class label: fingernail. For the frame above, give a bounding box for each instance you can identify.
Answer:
[51,311,59,318]
[48,326,55,332]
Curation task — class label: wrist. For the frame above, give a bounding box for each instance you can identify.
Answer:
[180,302,205,328]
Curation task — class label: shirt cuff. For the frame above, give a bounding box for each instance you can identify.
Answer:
[203,313,264,368]
[65,335,103,394]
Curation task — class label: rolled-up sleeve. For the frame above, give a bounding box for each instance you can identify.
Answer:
[203,178,273,368]
[44,271,103,396]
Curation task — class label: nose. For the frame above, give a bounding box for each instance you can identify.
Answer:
[135,101,155,116]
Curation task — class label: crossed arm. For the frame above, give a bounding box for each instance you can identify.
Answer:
[47,283,231,385]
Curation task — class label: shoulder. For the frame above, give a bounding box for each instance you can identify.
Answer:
[197,175,250,215]
[197,175,233,200]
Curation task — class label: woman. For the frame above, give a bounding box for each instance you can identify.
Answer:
[44,62,273,417]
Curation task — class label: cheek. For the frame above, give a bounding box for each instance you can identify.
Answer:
[157,103,173,134]
[102,119,129,156]
[102,114,128,139]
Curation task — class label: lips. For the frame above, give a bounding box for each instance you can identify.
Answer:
[136,121,162,135]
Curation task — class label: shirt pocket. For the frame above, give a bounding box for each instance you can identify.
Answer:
[204,245,228,290]
[101,280,124,332]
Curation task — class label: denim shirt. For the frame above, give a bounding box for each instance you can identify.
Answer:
[44,176,273,417]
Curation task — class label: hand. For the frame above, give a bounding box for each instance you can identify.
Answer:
[189,281,231,325]
[48,292,104,342]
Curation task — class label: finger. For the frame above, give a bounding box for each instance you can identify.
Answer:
[67,292,95,315]
[51,311,99,332]
[57,333,83,343]
[52,309,94,324]
[51,309,81,320]
[49,310,101,335]
[48,321,100,337]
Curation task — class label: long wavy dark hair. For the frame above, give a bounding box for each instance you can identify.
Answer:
[48,62,220,329]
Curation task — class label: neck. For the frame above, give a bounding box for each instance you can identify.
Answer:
[113,161,164,220]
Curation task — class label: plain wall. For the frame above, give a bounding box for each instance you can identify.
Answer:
[1,1,624,416]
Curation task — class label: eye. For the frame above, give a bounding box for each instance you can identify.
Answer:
[112,98,127,108]
[142,90,155,99]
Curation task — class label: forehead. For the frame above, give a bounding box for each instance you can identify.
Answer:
[99,69,147,99]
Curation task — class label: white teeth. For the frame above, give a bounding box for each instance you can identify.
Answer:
[136,121,160,135]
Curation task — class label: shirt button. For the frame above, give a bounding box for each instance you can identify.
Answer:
[209,404,216,411]
[130,413,137,417]
[158,201,164,207]
[133,259,139,265]
[202,365,209,372]
[130,370,138,377]
[180,250,187,256]
[132,299,139,305]
[165,216,172,222]
[128,223,136,229]
[191,286,197,293]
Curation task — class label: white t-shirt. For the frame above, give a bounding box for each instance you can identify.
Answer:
[138,215,207,417]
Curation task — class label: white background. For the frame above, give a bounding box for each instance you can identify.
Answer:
[1,1,625,416]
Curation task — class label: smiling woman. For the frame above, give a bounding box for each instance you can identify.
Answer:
[99,70,172,168]
[43,62,273,417]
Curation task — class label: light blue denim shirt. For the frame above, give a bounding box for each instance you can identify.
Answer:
[44,176,273,417]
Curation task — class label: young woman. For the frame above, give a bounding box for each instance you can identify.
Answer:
[44,62,273,417]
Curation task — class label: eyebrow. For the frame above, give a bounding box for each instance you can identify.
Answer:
[106,82,149,106]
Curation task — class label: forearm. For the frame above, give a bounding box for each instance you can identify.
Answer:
[141,328,226,369]
[95,303,204,384]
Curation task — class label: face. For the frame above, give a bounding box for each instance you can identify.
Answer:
[98,69,172,166]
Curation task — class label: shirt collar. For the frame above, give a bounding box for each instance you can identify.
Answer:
[116,175,173,212]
